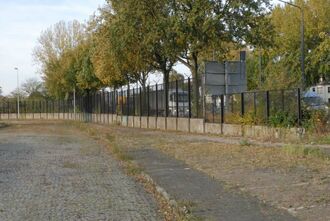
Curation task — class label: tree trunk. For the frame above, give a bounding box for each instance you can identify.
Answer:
[190,53,199,118]
[163,69,170,117]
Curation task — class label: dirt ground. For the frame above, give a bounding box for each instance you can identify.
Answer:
[75,122,330,221]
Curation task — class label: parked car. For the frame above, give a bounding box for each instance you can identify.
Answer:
[303,91,329,113]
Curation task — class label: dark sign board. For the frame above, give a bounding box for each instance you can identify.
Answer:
[204,58,247,96]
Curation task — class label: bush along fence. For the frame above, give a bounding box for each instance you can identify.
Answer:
[204,88,303,127]
[0,79,321,140]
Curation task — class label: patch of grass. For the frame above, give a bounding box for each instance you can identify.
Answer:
[111,144,133,162]
[126,164,143,175]
[177,200,203,221]
[313,135,330,144]
[106,133,116,142]
[63,161,78,169]
[239,139,252,147]
[118,151,133,162]
[282,145,329,160]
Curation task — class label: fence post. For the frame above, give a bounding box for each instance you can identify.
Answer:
[188,77,191,118]
[121,87,123,116]
[132,87,135,116]
[220,94,224,124]
[253,92,257,116]
[103,90,108,120]
[139,87,142,117]
[62,99,64,119]
[297,88,302,126]
[99,92,102,122]
[165,80,168,118]
[57,100,59,120]
[24,100,26,119]
[112,91,115,114]
[7,101,9,119]
[176,80,179,118]
[107,91,110,123]
[127,85,130,116]
[241,92,245,116]
[46,100,48,119]
[156,84,158,117]
[266,91,270,122]
[147,85,150,117]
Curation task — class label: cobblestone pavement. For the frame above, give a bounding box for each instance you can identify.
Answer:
[0,123,161,221]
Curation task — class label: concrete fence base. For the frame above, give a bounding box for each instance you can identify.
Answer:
[0,113,304,141]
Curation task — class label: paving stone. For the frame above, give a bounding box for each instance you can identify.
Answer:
[0,126,161,221]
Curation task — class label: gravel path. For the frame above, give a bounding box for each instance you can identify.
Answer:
[0,123,161,221]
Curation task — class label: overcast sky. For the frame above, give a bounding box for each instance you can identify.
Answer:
[0,0,105,95]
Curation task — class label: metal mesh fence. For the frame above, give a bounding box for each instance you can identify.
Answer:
[0,79,304,126]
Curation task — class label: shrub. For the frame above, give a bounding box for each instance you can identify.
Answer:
[302,109,329,134]
[268,111,297,128]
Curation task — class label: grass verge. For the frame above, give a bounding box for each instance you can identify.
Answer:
[282,145,330,160]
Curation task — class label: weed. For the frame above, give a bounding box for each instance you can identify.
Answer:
[177,200,202,221]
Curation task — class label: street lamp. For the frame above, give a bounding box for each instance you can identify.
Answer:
[278,0,305,90]
[14,67,20,118]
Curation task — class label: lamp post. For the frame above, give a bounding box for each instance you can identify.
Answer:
[14,67,20,118]
[278,0,305,90]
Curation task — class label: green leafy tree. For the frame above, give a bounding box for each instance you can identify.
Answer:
[33,20,87,98]
[263,0,330,88]
[100,0,180,90]
[308,32,330,81]
[75,41,103,92]
[172,0,272,115]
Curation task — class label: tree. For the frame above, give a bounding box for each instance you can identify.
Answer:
[9,88,27,99]
[172,0,272,115]
[263,0,330,88]
[21,78,46,99]
[93,0,180,91]
[90,7,127,88]
[75,40,103,92]
[33,20,87,98]
[308,32,330,82]
[169,70,185,82]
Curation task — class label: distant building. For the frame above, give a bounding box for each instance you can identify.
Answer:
[308,77,330,103]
